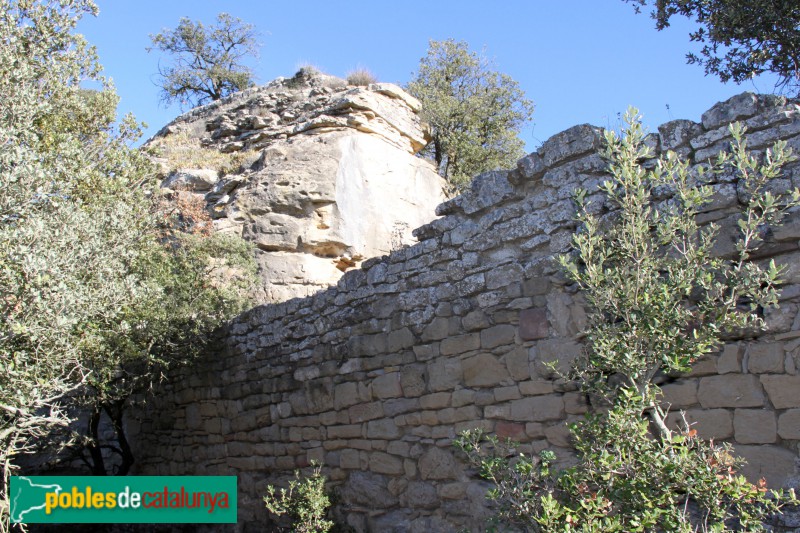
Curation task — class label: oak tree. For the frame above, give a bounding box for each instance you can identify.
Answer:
[148,12,259,108]
[626,0,800,95]
[407,39,534,191]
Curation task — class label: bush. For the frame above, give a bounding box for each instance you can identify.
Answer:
[345,68,377,86]
[264,462,333,533]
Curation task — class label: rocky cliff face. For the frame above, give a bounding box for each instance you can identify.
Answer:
[147,69,446,303]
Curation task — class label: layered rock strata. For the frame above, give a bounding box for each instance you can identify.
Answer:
[148,69,446,303]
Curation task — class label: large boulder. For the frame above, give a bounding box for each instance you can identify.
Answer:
[147,69,446,303]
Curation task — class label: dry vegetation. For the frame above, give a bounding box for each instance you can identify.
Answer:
[146,130,250,177]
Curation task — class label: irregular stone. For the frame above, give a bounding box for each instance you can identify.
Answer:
[341,471,398,507]
[538,124,603,168]
[734,409,777,444]
[733,444,798,488]
[717,343,743,374]
[504,347,531,381]
[403,481,439,509]
[660,380,698,409]
[658,119,703,151]
[367,419,401,440]
[519,308,549,341]
[747,343,785,374]
[544,422,572,447]
[369,452,404,475]
[532,339,582,379]
[701,93,785,130]
[372,372,402,399]
[496,421,527,440]
[440,333,481,356]
[761,375,800,408]
[418,447,460,480]
[666,409,733,439]
[163,168,219,191]
[509,395,564,422]
[463,353,510,387]
[348,402,384,423]
[427,358,463,392]
[480,324,516,349]
[400,365,427,397]
[778,409,800,439]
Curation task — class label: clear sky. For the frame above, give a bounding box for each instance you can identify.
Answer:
[77,1,781,151]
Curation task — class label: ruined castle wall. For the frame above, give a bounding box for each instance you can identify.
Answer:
[130,93,800,532]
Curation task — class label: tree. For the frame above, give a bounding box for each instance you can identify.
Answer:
[148,12,259,108]
[456,110,799,531]
[407,39,534,191]
[0,1,255,528]
[625,0,800,95]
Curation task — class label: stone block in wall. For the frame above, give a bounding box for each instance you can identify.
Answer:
[519,380,556,396]
[688,354,719,377]
[539,124,604,168]
[333,382,360,410]
[480,324,516,350]
[697,375,764,408]
[348,402,384,423]
[668,408,734,440]
[778,409,800,439]
[509,395,564,422]
[402,481,440,510]
[660,380,698,409]
[495,421,527,440]
[761,375,800,408]
[371,372,403,399]
[418,447,461,480]
[532,339,582,378]
[428,358,463,391]
[718,343,743,374]
[341,471,399,507]
[701,93,785,130]
[747,343,785,374]
[367,419,402,440]
[401,365,427,397]
[658,119,703,151]
[494,385,522,402]
[463,353,510,387]
[733,444,798,488]
[544,421,572,448]
[516,152,545,181]
[504,347,531,381]
[734,409,778,444]
[460,170,517,215]
[519,308,549,341]
[369,452,404,475]
[440,333,480,356]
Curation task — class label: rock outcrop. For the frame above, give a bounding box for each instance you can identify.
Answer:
[147,69,446,303]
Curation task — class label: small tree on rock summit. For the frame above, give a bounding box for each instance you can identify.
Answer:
[148,12,259,108]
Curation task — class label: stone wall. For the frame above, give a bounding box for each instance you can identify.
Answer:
[131,93,800,532]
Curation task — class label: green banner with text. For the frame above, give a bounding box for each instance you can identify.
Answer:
[9,476,237,524]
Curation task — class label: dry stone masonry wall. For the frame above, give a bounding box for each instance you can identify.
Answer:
[131,93,800,532]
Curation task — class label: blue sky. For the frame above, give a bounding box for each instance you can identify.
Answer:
[78,1,781,151]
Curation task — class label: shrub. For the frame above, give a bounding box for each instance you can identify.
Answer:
[345,67,377,86]
[264,462,333,533]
